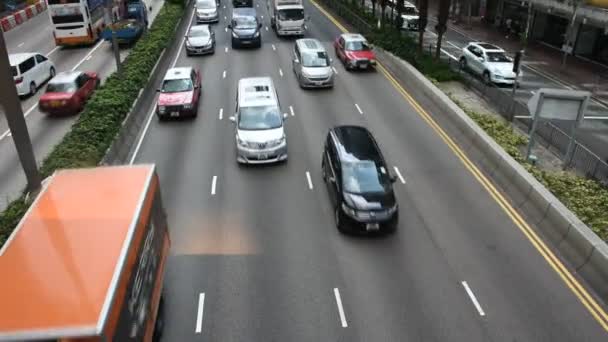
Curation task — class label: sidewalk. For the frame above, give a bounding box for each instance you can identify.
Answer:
[439,16,608,107]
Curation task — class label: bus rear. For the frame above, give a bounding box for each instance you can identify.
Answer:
[47,0,112,46]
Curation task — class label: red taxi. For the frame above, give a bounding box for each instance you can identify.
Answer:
[334,33,377,71]
[38,71,99,115]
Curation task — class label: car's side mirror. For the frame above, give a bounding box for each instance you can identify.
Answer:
[293,58,300,64]
[156,88,161,92]
[390,175,397,183]
[194,84,200,89]
[258,23,262,29]
[229,116,236,122]
[478,56,485,62]
[283,113,288,120]
[184,34,188,38]
[328,176,336,183]
[306,16,311,21]
[227,24,232,29]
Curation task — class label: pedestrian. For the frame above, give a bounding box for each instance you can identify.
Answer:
[505,18,512,39]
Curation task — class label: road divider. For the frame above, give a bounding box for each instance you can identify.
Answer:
[333,288,348,328]
[393,166,406,184]
[354,103,362,115]
[195,293,205,333]
[211,176,217,195]
[462,281,485,316]
[306,171,313,190]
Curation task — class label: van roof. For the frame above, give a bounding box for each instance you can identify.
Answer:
[296,38,325,52]
[238,77,277,107]
[0,165,156,340]
[8,53,36,66]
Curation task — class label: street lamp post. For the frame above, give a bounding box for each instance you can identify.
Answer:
[0,30,41,193]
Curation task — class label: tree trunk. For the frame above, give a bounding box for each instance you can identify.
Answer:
[435,0,451,59]
[417,0,429,54]
[371,0,376,16]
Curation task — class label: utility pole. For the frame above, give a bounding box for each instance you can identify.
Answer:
[0,30,41,193]
[561,0,581,68]
[104,0,121,73]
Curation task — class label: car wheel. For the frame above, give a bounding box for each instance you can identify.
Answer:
[483,71,492,85]
[335,207,345,233]
[321,159,326,181]
[29,82,36,96]
[95,79,100,89]
[459,57,467,70]
[49,66,56,79]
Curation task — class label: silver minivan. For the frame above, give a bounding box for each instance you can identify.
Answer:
[230,77,288,164]
[292,38,334,89]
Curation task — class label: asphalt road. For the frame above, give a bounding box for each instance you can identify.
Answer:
[0,0,163,209]
[131,0,608,341]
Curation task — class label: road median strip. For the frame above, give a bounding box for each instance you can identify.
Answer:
[0,0,186,247]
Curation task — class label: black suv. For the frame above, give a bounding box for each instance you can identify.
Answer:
[322,125,399,234]
[228,8,262,48]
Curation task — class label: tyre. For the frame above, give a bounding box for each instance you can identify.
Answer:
[459,57,467,70]
[335,207,346,233]
[29,82,36,96]
[483,71,492,85]
[49,66,56,79]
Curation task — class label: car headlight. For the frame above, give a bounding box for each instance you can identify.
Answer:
[185,40,192,47]
[237,137,249,147]
[232,31,239,38]
[493,74,503,79]
[386,204,398,215]
[270,135,285,146]
[341,202,357,218]
[253,31,260,38]
[158,105,166,113]
[370,58,376,64]
[183,103,193,109]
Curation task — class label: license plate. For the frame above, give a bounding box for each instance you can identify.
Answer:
[314,81,324,85]
[366,223,380,231]
[259,153,268,160]
[170,111,180,117]
[360,63,368,69]
[51,101,61,107]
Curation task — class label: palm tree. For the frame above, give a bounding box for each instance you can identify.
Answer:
[379,0,388,28]
[435,0,451,59]
[417,0,429,54]
[395,0,405,29]
[370,0,377,16]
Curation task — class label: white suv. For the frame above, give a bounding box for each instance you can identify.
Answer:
[459,42,519,85]
[10,53,56,97]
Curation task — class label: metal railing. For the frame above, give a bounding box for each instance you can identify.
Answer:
[317,0,608,185]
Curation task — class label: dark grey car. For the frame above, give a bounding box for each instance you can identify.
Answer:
[185,25,216,56]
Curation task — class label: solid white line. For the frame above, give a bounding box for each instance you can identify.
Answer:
[46,46,60,57]
[279,68,283,77]
[306,171,313,190]
[446,40,462,50]
[211,176,217,195]
[17,42,24,48]
[354,103,363,115]
[393,166,406,184]
[289,105,295,116]
[332,66,338,74]
[272,44,276,51]
[462,281,485,316]
[222,70,226,79]
[225,46,228,53]
[85,55,92,61]
[333,288,348,328]
[195,293,205,333]
[172,10,195,68]
[71,40,104,71]
[219,108,223,120]
[225,27,228,32]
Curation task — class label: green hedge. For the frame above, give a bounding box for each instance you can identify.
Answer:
[463,106,608,241]
[0,2,185,248]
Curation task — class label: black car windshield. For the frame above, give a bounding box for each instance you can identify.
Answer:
[486,52,511,63]
[403,7,418,15]
[345,40,371,51]
[301,51,329,67]
[233,16,257,28]
[189,27,210,37]
[278,9,304,21]
[46,82,77,93]
[238,106,282,130]
[342,161,389,194]
[11,66,18,77]
[196,0,215,8]
[161,79,193,93]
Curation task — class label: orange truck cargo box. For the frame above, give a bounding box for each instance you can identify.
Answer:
[0,165,170,342]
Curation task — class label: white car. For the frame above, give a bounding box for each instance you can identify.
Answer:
[459,42,519,85]
[400,2,420,31]
[10,53,56,97]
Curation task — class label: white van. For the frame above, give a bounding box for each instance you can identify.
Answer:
[10,53,56,97]
[230,77,288,164]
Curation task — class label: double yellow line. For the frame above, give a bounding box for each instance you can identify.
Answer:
[308,0,608,331]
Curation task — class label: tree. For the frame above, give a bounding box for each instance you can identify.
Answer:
[417,0,429,54]
[370,0,377,16]
[395,0,405,29]
[379,0,388,28]
[435,0,451,59]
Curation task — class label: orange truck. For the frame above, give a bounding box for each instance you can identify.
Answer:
[0,164,170,342]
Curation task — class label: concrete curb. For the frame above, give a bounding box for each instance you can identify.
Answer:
[1,0,46,33]
[375,47,608,301]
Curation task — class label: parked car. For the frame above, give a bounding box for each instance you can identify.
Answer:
[156,67,201,120]
[459,42,519,85]
[228,7,262,48]
[185,24,216,56]
[322,125,399,234]
[230,77,288,164]
[195,0,219,23]
[334,33,376,70]
[38,71,99,115]
[400,1,420,31]
[10,53,56,97]
[293,38,334,88]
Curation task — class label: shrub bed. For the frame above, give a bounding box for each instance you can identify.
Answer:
[0,2,185,247]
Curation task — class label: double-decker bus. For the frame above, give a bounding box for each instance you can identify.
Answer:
[47,0,122,46]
